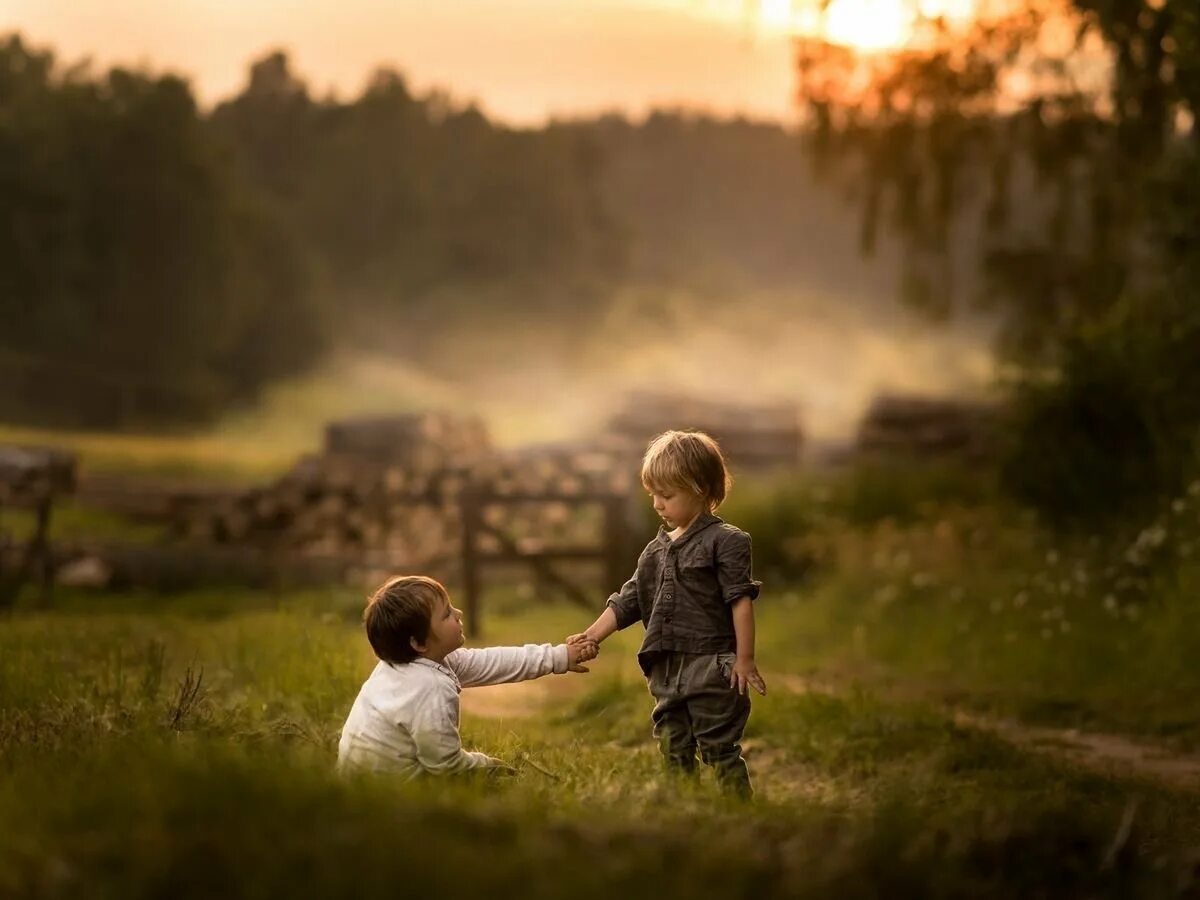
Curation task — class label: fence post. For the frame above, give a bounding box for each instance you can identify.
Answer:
[602,493,628,600]
[459,484,482,638]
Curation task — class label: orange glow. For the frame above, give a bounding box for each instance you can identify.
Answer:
[748,0,978,52]
[824,0,913,50]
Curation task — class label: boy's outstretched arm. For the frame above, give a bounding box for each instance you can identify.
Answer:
[730,597,767,697]
[567,606,619,646]
[448,642,593,688]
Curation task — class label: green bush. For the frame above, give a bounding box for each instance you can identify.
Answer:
[719,473,820,578]
[1000,291,1200,527]
[827,461,996,526]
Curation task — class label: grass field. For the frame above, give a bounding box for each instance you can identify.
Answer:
[4,405,1200,896]
[2,578,1198,898]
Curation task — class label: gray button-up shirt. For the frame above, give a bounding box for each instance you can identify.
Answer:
[606,511,762,675]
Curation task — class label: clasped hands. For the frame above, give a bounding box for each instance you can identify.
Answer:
[566,634,766,695]
[565,634,599,672]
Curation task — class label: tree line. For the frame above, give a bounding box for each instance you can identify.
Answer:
[0,38,622,427]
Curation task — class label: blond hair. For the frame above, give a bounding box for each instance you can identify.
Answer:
[363,575,449,664]
[641,430,731,511]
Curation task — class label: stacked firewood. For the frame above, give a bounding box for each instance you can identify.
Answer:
[473,442,633,498]
[468,443,633,556]
[856,394,999,459]
[605,391,804,470]
[171,454,470,568]
[170,418,633,570]
[324,413,491,469]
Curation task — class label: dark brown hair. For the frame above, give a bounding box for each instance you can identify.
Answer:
[363,575,448,664]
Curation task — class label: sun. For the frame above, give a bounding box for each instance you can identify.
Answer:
[752,0,978,52]
[823,0,913,50]
[759,0,796,29]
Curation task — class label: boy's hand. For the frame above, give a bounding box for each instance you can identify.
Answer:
[730,657,767,696]
[566,639,599,672]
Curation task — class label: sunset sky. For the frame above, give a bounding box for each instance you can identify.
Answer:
[2,1,793,123]
[1,0,977,125]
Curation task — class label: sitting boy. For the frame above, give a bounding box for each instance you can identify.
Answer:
[338,574,598,777]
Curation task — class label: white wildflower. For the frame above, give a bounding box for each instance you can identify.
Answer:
[874,584,899,606]
[911,572,935,589]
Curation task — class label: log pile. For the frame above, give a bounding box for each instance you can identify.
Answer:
[170,419,634,573]
[324,413,490,468]
[1,419,640,595]
[469,443,633,557]
[170,453,467,569]
[856,393,998,459]
[605,391,803,470]
[473,442,633,498]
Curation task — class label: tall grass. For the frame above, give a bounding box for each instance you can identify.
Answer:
[740,467,1200,744]
[0,597,1195,897]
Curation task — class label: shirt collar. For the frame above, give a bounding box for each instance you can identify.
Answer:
[656,510,722,550]
[403,656,461,689]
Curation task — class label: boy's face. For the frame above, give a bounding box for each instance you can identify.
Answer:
[412,594,465,663]
[647,483,706,532]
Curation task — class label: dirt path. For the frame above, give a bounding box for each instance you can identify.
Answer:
[459,674,584,719]
[461,669,1200,789]
[949,711,1200,786]
[773,673,1200,789]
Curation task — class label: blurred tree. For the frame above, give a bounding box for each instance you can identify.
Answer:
[1,39,622,427]
[0,35,320,427]
[795,0,1200,522]
[212,51,623,328]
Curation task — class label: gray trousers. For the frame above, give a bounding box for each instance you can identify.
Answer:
[647,651,752,797]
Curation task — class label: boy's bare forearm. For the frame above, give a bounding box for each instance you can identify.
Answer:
[730,596,767,695]
[577,607,619,644]
[731,596,756,660]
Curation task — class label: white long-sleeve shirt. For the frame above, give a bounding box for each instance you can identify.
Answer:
[336,643,569,778]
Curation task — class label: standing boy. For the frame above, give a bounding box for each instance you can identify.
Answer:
[569,431,765,797]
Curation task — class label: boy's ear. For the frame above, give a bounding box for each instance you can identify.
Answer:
[409,635,426,655]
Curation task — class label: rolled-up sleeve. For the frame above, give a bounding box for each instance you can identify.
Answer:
[715,530,761,604]
[605,573,641,630]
